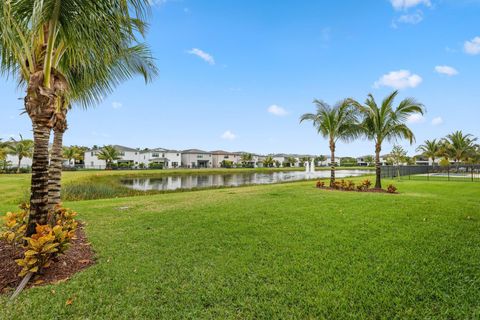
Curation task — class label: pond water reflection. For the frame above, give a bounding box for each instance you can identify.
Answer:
[121,170,372,191]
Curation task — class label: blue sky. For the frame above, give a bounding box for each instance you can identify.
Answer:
[1,0,479,156]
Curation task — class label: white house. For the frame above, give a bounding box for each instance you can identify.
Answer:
[139,148,181,169]
[316,155,341,167]
[84,145,139,169]
[357,155,388,166]
[5,154,32,168]
[181,149,212,168]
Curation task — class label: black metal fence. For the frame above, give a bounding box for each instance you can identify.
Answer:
[381,165,480,182]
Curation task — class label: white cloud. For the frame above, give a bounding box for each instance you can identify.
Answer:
[390,0,431,10]
[431,117,444,125]
[374,70,422,89]
[267,104,288,116]
[407,114,425,124]
[148,0,168,6]
[112,102,122,109]
[434,65,458,76]
[464,36,480,55]
[187,48,215,65]
[221,130,237,140]
[397,11,424,24]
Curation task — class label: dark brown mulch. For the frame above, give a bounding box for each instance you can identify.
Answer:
[316,187,398,194]
[0,224,95,294]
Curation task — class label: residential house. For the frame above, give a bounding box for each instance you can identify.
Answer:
[181,149,212,168]
[211,150,241,168]
[139,148,181,169]
[5,154,32,168]
[84,145,139,169]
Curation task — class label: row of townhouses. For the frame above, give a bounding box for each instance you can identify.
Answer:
[82,145,448,170]
[83,145,342,169]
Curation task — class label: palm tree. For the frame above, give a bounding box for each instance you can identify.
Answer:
[442,131,477,168]
[300,156,310,167]
[97,146,121,169]
[1,1,157,234]
[62,147,78,167]
[262,156,274,168]
[315,155,327,167]
[300,99,359,186]
[241,153,253,167]
[6,135,34,173]
[364,155,375,167]
[285,156,298,168]
[350,91,424,189]
[416,139,441,167]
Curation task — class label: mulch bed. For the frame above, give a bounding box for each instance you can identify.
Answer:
[317,187,397,194]
[0,223,95,295]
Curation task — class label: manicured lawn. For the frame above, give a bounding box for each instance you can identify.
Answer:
[1,175,479,319]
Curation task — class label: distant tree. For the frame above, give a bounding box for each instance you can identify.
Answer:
[389,145,407,179]
[340,157,356,167]
[350,91,424,189]
[442,131,477,168]
[300,99,359,186]
[7,135,34,173]
[97,146,121,169]
[315,155,327,166]
[262,156,274,168]
[241,153,253,168]
[364,155,374,167]
[274,160,281,168]
[416,139,441,167]
[285,157,298,168]
[63,147,78,167]
[299,156,310,167]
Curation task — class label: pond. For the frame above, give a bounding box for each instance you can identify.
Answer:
[121,170,372,191]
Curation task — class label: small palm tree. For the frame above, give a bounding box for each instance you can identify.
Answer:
[300,156,310,167]
[7,135,34,173]
[63,147,78,167]
[262,156,274,168]
[285,156,298,167]
[300,99,359,186]
[97,146,121,170]
[416,139,441,167]
[241,153,253,167]
[442,131,477,168]
[315,155,327,166]
[350,91,424,189]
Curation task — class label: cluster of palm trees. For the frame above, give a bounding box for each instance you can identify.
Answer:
[416,131,479,167]
[301,91,425,189]
[0,135,34,173]
[0,1,157,235]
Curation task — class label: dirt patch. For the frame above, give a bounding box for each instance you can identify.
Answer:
[0,224,95,294]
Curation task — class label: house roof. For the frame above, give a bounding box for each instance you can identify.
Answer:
[211,150,241,155]
[89,145,138,152]
[182,149,211,154]
[142,148,180,154]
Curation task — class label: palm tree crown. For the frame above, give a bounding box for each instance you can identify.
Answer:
[97,146,121,169]
[442,131,477,163]
[350,91,425,188]
[416,139,441,163]
[300,99,359,185]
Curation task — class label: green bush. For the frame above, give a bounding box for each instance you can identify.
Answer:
[149,162,163,170]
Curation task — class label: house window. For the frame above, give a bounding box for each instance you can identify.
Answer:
[119,152,125,156]
[91,152,94,156]
[162,153,165,157]
[224,156,229,159]
[198,155,203,158]
[152,153,159,158]
[177,153,179,156]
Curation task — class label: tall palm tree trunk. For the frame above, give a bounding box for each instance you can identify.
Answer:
[17,157,22,174]
[48,126,66,211]
[329,139,336,187]
[375,143,382,189]
[25,71,66,236]
[27,124,52,235]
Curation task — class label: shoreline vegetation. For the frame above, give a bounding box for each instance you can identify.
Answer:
[0,167,374,203]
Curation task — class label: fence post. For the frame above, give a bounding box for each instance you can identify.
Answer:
[448,166,450,181]
[472,166,474,182]
[427,165,429,181]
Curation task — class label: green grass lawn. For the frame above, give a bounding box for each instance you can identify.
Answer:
[0,173,479,319]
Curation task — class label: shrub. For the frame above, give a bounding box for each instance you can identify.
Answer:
[1,205,78,277]
[0,208,28,247]
[346,180,356,191]
[149,162,163,170]
[387,184,398,193]
[316,181,325,188]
